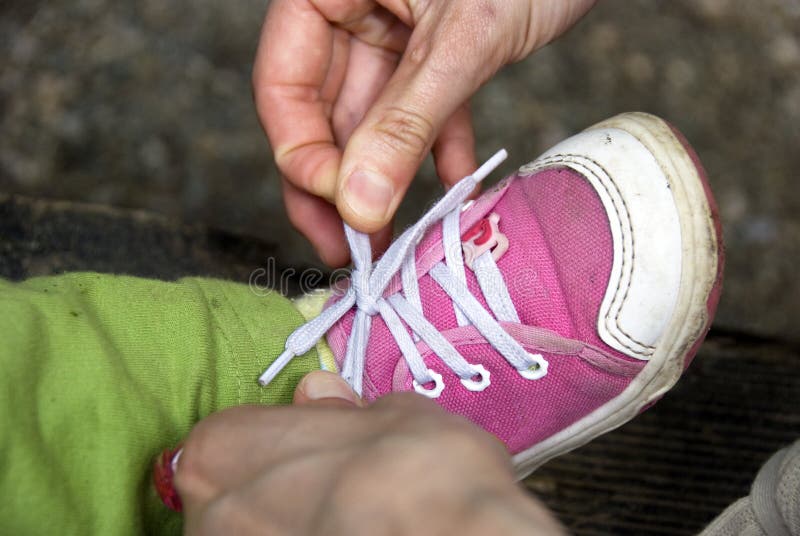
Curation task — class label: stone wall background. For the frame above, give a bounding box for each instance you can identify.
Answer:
[1,0,799,340]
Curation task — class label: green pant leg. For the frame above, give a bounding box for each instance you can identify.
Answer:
[0,273,317,535]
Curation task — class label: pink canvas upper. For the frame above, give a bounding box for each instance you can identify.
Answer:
[326,166,647,454]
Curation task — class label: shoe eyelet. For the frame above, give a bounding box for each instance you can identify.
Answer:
[413,370,445,398]
[460,364,491,392]
[518,353,548,380]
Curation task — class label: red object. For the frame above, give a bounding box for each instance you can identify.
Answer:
[462,218,493,245]
[153,445,183,512]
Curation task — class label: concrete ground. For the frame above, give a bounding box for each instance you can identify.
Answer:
[1,1,798,534]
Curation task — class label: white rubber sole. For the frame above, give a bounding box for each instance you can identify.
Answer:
[512,112,722,478]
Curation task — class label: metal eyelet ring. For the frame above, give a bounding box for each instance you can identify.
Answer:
[413,370,445,398]
[460,364,491,392]
[518,353,549,380]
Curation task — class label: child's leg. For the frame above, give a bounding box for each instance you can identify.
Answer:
[0,273,318,535]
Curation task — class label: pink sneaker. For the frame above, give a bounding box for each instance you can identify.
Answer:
[261,112,724,477]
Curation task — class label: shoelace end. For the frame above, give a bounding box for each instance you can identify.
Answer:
[472,149,508,183]
[258,349,295,386]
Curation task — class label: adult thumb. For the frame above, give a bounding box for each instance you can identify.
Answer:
[293,371,363,407]
[335,11,492,233]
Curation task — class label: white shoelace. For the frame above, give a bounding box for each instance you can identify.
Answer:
[258,150,548,398]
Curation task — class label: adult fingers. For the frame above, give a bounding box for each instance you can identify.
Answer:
[293,371,363,406]
[254,1,411,201]
[283,174,393,265]
[331,34,401,147]
[433,103,478,190]
[334,0,601,232]
[282,178,349,267]
[334,1,510,233]
[253,0,347,200]
[174,405,371,508]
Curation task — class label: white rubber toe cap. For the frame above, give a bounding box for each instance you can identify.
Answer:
[519,128,683,360]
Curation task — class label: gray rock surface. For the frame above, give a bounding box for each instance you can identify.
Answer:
[2,0,799,340]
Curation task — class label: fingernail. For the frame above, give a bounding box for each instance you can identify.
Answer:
[299,371,360,404]
[341,169,394,223]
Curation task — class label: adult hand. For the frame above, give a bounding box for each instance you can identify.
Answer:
[175,371,565,535]
[253,0,597,266]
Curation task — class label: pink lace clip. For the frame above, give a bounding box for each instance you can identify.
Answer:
[461,212,509,269]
